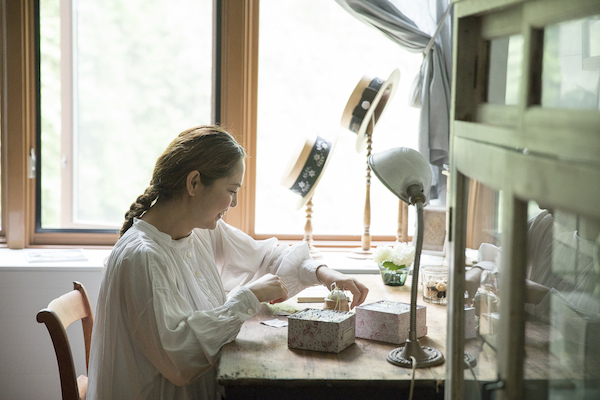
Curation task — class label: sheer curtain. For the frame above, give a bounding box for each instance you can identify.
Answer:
[335,0,452,203]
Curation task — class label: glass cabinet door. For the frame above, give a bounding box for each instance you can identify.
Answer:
[523,203,600,398]
[450,2,600,399]
[460,179,503,398]
[451,180,600,400]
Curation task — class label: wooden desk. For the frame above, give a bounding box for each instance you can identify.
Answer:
[218,274,590,399]
[217,275,448,400]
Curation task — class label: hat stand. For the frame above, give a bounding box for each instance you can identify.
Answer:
[397,201,409,243]
[303,196,322,259]
[348,115,376,260]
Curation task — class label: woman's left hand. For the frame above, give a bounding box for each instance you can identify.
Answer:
[316,266,369,309]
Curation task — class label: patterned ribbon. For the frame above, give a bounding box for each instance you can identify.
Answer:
[290,136,331,198]
[348,77,384,133]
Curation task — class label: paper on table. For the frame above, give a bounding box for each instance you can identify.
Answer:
[261,319,288,328]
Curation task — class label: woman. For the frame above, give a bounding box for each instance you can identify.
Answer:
[87,125,368,400]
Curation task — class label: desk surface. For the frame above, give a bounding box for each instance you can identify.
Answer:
[217,274,451,388]
[218,274,585,399]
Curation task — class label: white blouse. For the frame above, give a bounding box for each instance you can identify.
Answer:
[87,218,321,400]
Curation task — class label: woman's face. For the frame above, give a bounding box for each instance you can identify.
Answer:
[193,158,245,230]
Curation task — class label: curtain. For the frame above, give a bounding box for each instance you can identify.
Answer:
[335,0,452,203]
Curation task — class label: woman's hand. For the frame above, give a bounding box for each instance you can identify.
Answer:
[247,273,288,304]
[316,266,369,309]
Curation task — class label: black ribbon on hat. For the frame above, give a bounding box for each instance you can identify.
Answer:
[348,77,384,133]
[290,136,331,198]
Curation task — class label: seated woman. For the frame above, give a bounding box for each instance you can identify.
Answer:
[87,125,368,400]
[466,208,598,321]
[465,211,556,310]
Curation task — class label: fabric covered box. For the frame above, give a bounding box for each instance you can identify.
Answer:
[355,300,427,344]
[287,308,355,353]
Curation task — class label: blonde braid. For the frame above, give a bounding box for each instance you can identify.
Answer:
[119,185,159,237]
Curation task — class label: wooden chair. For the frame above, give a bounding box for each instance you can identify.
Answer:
[37,281,94,400]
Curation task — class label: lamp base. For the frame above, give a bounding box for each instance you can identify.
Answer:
[346,247,373,260]
[387,339,445,368]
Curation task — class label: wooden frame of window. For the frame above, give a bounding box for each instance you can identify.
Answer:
[219,0,258,236]
[0,0,6,242]
[2,0,36,249]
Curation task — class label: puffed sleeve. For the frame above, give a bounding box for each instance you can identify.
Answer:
[122,249,262,386]
[211,221,322,297]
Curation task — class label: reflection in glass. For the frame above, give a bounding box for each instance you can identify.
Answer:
[462,189,600,398]
[487,35,523,105]
[584,18,600,61]
[462,180,501,393]
[542,15,600,110]
[524,203,600,398]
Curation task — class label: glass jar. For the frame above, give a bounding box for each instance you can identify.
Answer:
[378,264,409,286]
[421,265,448,304]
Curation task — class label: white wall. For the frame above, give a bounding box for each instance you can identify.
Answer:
[0,249,108,400]
[0,247,403,399]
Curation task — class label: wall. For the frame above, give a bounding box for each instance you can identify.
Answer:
[0,249,108,400]
[0,247,423,399]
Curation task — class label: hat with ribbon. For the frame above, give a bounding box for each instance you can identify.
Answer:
[340,69,400,152]
[281,135,337,209]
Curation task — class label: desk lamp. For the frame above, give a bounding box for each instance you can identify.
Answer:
[369,147,445,368]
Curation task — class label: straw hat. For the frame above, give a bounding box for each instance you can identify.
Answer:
[281,135,337,209]
[340,69,400,152]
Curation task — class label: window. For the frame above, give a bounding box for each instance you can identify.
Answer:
[255,0,422,241]
[3,0,426,248]
[487,35,523,106]
[541,14,600,110]
[38,0,213,231]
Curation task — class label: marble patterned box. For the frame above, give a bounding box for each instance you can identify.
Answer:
[287,308,355,353]
[355,300,427,344]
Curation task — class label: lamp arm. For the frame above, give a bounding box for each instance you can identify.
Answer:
[410,196,425,341]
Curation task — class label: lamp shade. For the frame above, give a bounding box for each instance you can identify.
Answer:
[368,147,432,205]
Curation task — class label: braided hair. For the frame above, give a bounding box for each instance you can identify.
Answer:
[120,125,246,237]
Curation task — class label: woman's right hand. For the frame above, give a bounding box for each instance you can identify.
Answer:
[247,273,288,304]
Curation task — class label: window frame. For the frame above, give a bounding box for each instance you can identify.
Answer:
[2,0,37,249]
[1,0,408,248]
[0,0,5,243]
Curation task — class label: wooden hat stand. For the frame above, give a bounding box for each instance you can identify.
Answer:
[340,69,401,259]
[281,135,337,259]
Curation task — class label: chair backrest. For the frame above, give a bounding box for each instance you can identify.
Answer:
[37,281,94,400]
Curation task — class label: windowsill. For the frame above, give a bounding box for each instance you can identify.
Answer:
[0,247,446,274]
[315,250,446,274]
[0,248,111,271]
